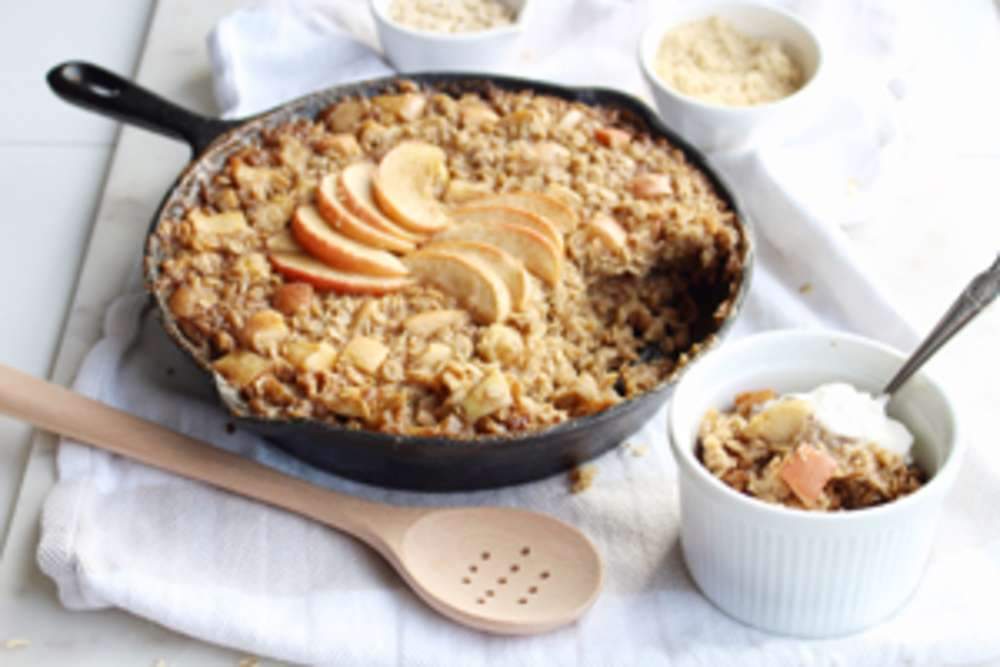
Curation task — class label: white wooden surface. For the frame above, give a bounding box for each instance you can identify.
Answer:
[0,0,997,664]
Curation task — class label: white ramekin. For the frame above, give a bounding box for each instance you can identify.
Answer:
[370,0,530,73]
[638,2,825,153]
[668,330,963,637]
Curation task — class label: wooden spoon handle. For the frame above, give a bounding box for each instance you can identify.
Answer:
[0,363,410,548]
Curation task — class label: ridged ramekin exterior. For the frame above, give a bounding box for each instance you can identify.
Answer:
[678,470,946,636]
[669,330,962,637]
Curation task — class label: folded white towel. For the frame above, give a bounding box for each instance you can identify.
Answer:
[36,1,1000,665]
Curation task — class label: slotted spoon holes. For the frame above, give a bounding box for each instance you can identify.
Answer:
[402,507,601,630]
[456,542,553,608]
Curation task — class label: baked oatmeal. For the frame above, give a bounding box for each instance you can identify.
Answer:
[698,384,925,510]
[151,81,745,438]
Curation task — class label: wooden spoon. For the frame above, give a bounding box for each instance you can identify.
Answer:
[0,364,603,635]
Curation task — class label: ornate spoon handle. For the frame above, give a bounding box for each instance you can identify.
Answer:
[884,253,1000,395]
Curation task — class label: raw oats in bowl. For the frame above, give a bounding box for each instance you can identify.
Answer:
[639,2,824,152]
[669,329,962,636]
[371,0,532,72]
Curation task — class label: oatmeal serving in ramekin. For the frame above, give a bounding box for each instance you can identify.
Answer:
[698,383,925,510]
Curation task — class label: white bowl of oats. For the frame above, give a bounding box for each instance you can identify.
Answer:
[371,0,530,73]
[668,329,963,637]
[638,3,824,152]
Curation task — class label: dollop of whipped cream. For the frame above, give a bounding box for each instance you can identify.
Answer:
[791,383,914,458]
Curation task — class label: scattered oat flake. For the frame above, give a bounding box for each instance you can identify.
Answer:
[238,658,260,667]
[798,282,813,294]
[4,638,29,649]
[569,464,597,493]
[629,443,649,457]
[153,659,167,667]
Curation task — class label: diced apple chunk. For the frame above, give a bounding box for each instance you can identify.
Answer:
[746,399,812,443]
[284,340,337,373]
[629,173,673,198]
[234,252,271,280]
[213,351,272,389]
[315,133,362,158]
[231,161,290,199]
[587,214,628,255]
[594,127,631,148]
[341,336,389,374]
[780,445,839,507]
[327,386,370,419]
[416,342,452,369]
[168,284,217,319]
[557,109,584,130]
[272,282,314,316]
[189,209,248,237]
[477,324,523,364]
[325,99,366,132]
[460,104,499,128]
[404,309,470,336]
[462,368,512,421]
[241,309,289,353]
[373,93,426,121]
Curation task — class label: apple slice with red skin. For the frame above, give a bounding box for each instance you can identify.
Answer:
[435,219,562,286]
[450,204,564,254]
[404,249,511,324]
[315,173,415,254]
[462,191,578,232]
[372,141,451,234]
[269,252,413,295]
[291,205,408,277]
[425,239,529,310]
[339,162,424,243]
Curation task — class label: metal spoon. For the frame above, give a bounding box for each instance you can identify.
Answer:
[0,364,603,635]
[883,253,1000,394]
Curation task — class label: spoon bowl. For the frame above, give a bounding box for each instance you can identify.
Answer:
[401,507,603,634]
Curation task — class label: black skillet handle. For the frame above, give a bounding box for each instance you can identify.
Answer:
[47,61,240,156]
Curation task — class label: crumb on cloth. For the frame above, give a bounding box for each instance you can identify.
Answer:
[4,639,29,649]
[569,464,597,493]
[624,442,648,457]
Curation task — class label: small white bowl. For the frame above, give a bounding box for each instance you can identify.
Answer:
[370,0,530,73]
[669,330,963,637]
[638,2,824,153]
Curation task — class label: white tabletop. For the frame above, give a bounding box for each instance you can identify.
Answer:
[0,0,998,664]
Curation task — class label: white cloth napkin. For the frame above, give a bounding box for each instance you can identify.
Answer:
[37,1,1000,665]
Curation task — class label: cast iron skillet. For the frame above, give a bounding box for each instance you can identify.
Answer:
[47,61,753,492]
